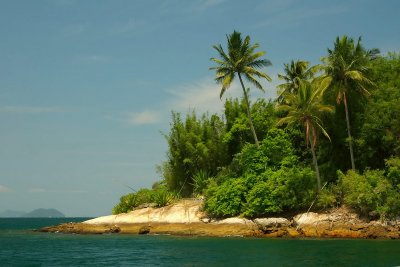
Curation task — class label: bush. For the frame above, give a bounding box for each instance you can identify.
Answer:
[190,170,211,195]
[112,187,179,214]
[230,128,296,176]
[386,157,400,188]
[153,187,178,207]
[339,170,400,219]
[243,167,315,217]
[204,177,247,218]
[315,185,339,210]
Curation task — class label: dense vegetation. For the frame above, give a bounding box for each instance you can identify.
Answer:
[113,32,400,220]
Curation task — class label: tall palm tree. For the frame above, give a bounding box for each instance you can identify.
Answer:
[321,36,379,170]
[277,80,334,191]
[277,60,320,102]
[210,31,272,147]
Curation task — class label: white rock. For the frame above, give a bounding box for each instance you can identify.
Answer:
[83,199,205,225]
[293,212,330,226]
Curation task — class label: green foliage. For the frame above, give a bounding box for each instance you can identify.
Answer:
[112,187,178,214]
[386,157,400,188]
[204,177,248,218]
[243,167,315,217]
[161,111,229,196]
[339,170,400,219]
[223,98,276,158]
[230,128,295,175]
[315,185,340,210]
[356,53,400,169]
[204,128,316,218]
[152,188,177,208]
[190,170,211,195]
[112,189,153,214]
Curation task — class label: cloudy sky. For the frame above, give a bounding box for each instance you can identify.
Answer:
[1,0,399,217]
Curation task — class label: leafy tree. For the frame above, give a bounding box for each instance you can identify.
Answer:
[223,98,276,158]
[210,30,272,147]
[161,111,228,196]
[277,80,334,191]
[321,36,379,170]
[356,53,400,169]
[277,60,320,102]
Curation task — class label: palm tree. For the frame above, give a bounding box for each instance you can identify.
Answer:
[210,31,272,147]
[321,36,379,170]
[277,60,320,102]
[277,80,334,191]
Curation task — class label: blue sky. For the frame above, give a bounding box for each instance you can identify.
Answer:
[1,0,399,217]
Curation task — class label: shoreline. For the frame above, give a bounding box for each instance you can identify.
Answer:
[37,199,400,239]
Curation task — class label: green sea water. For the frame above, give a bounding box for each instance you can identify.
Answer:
[1,218,400,266]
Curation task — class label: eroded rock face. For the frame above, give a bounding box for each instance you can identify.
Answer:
[84,199,205,225]
[254,218,291,234]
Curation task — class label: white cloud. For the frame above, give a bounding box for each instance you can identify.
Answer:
[167,76,277,114]
[128,110,161,125]
[167,78,239,114]
[0,106,71,114]
[0,185,10,193]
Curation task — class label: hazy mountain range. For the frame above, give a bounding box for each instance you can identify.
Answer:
[0,208,65,218]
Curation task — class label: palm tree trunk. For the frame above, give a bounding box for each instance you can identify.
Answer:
[309,135,321,192]
[343,92,356,170]
[238,73,259,147]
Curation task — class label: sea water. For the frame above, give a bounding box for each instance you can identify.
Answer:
[1,218,400,266]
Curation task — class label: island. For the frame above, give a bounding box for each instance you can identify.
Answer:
[0,208,65,218]
[40,33,400,239]
[39,199,400,239]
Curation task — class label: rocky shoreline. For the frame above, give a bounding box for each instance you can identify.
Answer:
[38,199,400,239]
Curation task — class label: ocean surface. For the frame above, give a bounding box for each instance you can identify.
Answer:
[1,218,400,266]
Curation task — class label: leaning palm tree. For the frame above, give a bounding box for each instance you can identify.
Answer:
[210,31,272,147]
[277,60,320,103]
[321,36,379,170]
[277,80,334,191]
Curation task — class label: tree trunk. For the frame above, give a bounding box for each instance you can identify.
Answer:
[238,73,259,147]
[343,92,356,170]
[309,135,321,192]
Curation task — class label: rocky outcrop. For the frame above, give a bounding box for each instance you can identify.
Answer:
[84,199,205,225]
[38,201,400,239]
[292,207,400,239]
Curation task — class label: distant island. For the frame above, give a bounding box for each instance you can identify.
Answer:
[0,208,65,218]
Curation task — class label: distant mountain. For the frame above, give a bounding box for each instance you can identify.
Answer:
[0,210,27,218]
[22,208,65,218]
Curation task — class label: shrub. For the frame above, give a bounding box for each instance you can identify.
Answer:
[230,128,297,176]
[315,185,339,210]
[204,177,247,218]
[190,170,210,195]
[386,157,400,188]
[153,187,178,207]
[243,167,315,217]
[112,187,178,214]
[339,170,400,219]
